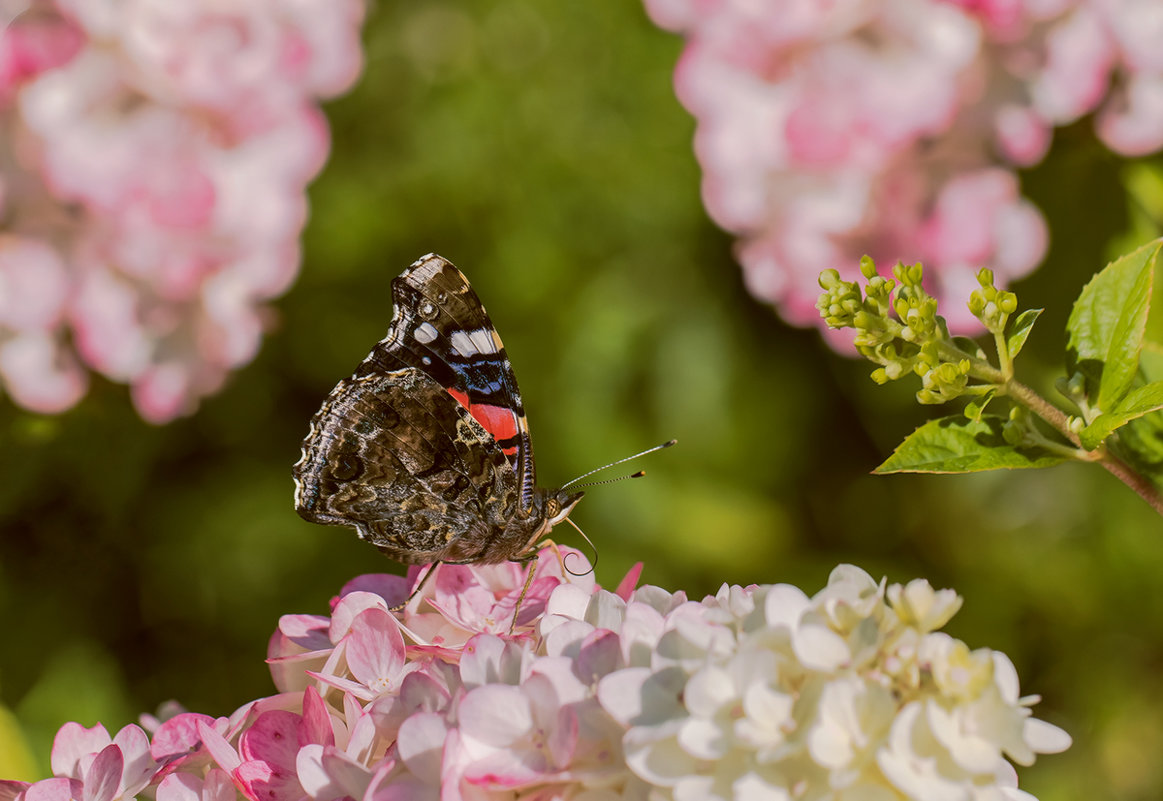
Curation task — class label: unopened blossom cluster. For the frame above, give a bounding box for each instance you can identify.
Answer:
[0,0,364,420]
[644,0,1163,333]
[0,550,1070,800]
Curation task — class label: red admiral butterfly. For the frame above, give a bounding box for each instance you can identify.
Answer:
[293,254,587,577]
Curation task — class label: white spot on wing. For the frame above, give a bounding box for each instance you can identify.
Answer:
[450,330,477,357]
[469,327,498,355]
[414,322,438,344]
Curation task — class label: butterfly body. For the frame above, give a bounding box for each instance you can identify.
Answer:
[293,254,583,566]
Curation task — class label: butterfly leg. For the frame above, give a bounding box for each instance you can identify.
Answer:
[507,551,542,635]
[389,561,442,613]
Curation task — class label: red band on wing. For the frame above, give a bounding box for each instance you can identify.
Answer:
[448,388,519,449]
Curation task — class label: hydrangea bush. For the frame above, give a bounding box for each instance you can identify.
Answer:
[0,0,364,420]
[0,549,1069,801]
[643,0,1163,333]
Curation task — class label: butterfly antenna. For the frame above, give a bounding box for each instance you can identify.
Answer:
[561,515,597,577]
[560,439,676,489]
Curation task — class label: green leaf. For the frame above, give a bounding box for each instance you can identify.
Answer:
[1140,340,1163,382]
[875,415,1069,474]
[1066,239,1160,412]
[1080,381,1163,449]
[950,335,987,360]
[1107,343,1163,471]
[1006,309,1042,358]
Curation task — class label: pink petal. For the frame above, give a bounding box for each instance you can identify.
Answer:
[292,745,329,799]
[0,236,69,331]
[235,759,305,801]
[337,574,411,608]
[457,634,528,689]
[156,773,202,801]
[542,619,596,660]
[151,713,217,761]
[0,781,30,801]
[112,725,157,794]
[316,746,374,799]
[24,779,83,801]
[544,585,591,620]
[546,707,579,771]
[614,563,644,600]
[82,744,123,801]
[576,629,623,684]
[0,334,88,414]
[240,711,302,770]
[202,769,236,801]
[343,609,406,694]
[328,592,389,642]
[459,751,546,790]
[298,688,334,747]
[457,686,531,748]
[196,720,241,774]
[396,713,448,785]
[275,615,333,651]
[367,671,451,744]
[50,723,111,779]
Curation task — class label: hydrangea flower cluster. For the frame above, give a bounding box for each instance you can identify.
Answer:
[0,550,1070,800]
[643,0,1163,333]
[0,0,364,420]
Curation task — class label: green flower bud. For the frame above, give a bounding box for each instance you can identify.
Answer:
[967,291,985,317]
[1002,417,1026,446]
[859,255,878,280]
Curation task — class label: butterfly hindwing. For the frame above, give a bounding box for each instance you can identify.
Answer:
[293,366,519,564]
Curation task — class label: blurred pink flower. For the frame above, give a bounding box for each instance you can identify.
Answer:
[645,0,1163,335]
[0,0,363,420]
[3,552,1069,800]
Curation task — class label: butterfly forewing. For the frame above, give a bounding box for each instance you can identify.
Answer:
[361,254,537,512]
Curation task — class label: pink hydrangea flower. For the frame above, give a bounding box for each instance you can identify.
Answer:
[0,0,364,421]
[644,0,1163,336]
[3,552,1070,800]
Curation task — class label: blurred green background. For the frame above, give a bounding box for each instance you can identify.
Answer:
[3,3,1163,799]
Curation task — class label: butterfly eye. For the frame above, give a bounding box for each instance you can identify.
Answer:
[546,498,561,517]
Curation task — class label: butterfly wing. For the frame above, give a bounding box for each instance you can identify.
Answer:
[357,254,538,513]
[293,366,521,564]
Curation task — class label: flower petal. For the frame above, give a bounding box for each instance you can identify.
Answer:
[344,608,406,694]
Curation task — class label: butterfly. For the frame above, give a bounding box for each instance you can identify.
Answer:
[292,254,585,588]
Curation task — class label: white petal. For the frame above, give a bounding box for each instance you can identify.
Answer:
[1023,718,1072,755]
[763,585,810,631]
[678,717,730,760]
[793,623,850,671]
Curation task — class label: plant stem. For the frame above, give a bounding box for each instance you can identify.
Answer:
[1097,457,1163,516]
[1006,378,1163,516]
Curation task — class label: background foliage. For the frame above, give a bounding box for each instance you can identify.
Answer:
[2,2,1163,799]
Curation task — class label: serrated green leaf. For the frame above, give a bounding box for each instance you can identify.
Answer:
[1066,239,1160,411]
[1080,381,1163,449]
[875,415,1069,474]
[1006,308,1042,358]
